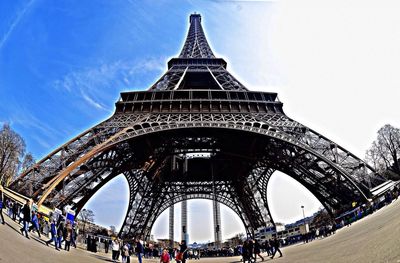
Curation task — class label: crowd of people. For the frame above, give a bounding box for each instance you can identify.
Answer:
[236,237,282,262]
[1,184,399,262]
[0,193,78,253]
[102,238,189,263]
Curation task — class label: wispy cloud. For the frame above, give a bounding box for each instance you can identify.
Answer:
[53,57,166,110]
[10,106,65,140]
[0,0,36,51]
[80,89,107,111]
[5,105,69,154]
[30,135,51,149]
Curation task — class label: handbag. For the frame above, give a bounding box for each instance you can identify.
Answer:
[175,252,183,261]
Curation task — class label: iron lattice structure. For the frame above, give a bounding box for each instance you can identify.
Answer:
[11,14,386,239]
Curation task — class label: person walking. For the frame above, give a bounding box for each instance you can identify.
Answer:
[254,239,264,261]
[242,240,251,263]
[46,219,59,250]
[160,248,171,263]
[270,236,282,259]
[122,242,131,263]
[71,224,77,248]
[28,211,41,237]
[136,238,145,263]
[111,238,120,262]
[193,249,200,260]
[12,202,18,221]
[264,240,271,256]
[0,189,5,225]
[104,238,110,253]
[57,222,64,249]
[248,239,255,262]
[177,240,188,263]
[7,200,13,218]
[64,222,73,251]
[20,200,31,238]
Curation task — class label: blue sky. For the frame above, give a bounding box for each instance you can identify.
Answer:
[2,0,400,243]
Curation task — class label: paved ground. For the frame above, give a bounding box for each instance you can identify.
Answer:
[1,199,400,263]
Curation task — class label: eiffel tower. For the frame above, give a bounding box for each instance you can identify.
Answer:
[10,14,386,239]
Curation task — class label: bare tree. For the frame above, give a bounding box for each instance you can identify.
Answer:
[78,208,95,235]
[0,124,26,186]
[366,124,400,179]
[312,208,332,227]
[21,152,35,173]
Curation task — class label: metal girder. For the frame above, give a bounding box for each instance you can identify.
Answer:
[9,13,390,242]
[10,112,387,236]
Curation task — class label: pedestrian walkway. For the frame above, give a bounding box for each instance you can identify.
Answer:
[1,199,400,263]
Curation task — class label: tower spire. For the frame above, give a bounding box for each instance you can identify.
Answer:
[179,14,215,58]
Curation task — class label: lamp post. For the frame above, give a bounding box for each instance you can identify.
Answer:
[301,205,306,231]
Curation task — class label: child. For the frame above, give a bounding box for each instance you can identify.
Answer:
[160,249,171,263]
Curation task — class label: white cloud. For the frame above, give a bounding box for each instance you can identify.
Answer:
[10,106,64,139]
[0,0,36,51]
[80,89,107,111]
[53,57,166,111]
[31,134,51,149]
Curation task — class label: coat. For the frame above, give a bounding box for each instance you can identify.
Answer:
[22,204,31,221]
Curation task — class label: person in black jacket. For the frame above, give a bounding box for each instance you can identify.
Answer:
[0,189,5,224]
[179,240,188,263]
[254,239,264,261]
[20,200,31,238]
[270,236,283,259]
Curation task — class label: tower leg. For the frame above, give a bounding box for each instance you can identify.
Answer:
[181,200,188,243]
[213,199,221,249]
[169,205,174,248]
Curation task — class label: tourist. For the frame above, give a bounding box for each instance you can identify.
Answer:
[193,249,200,260]
[242,240,251,263]
[177,240,187,263]
[254,239,264,261]
[7,200,13,218]
[46,219,59,250]
[264,240,272,256]
[104,238,110,253]
[160,248,170,263]
[0,189,5,225]
[111,237,120,262]
[57,222,64,249]
[64,221,73,251]
[248,239,255,262]
[71,224,77,248]
[12,201,18,221]
[270,236,282,259]
[28,211,41,237]
[122,242,131,263]
[19,200,31,238]
[136,238,144,263]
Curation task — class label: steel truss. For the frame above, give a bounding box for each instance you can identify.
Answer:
[10,14,387,240]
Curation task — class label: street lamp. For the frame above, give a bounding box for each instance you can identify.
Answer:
[301,205,306,231]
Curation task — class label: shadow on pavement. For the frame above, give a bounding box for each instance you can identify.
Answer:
[88,253,114,262]
[4,218,50,247]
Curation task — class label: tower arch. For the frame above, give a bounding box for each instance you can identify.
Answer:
[9,13,388,241]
